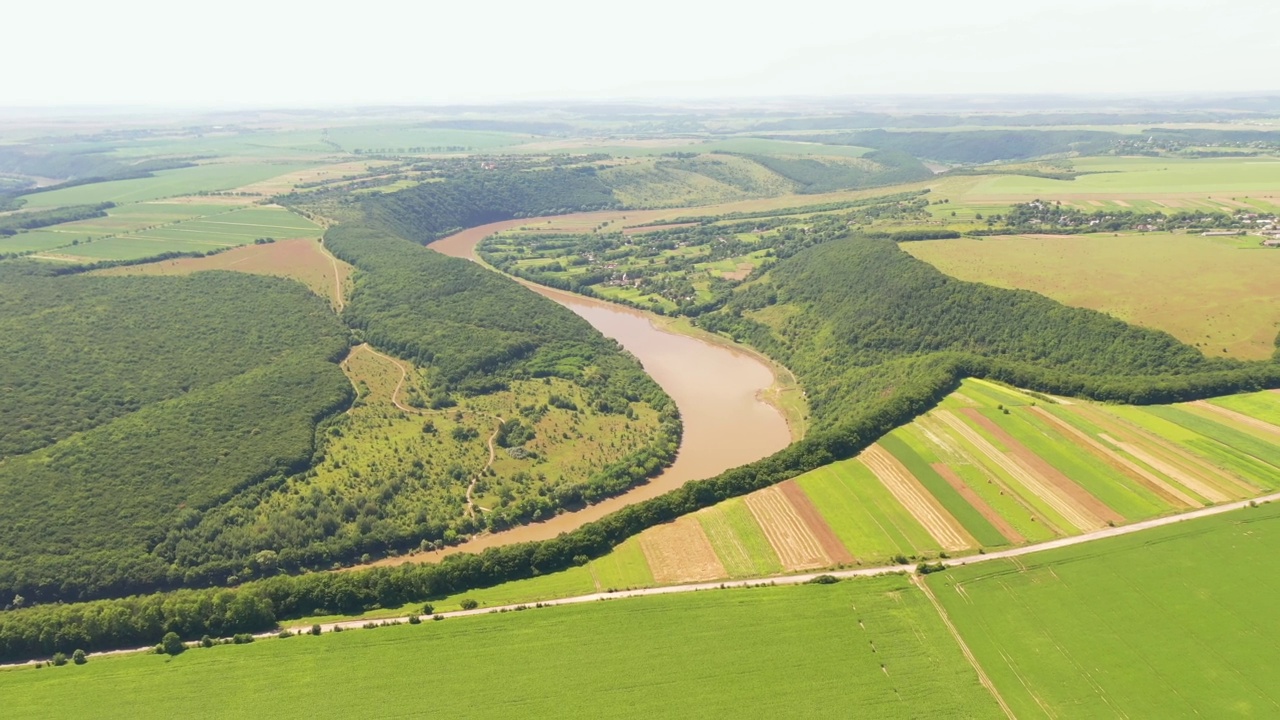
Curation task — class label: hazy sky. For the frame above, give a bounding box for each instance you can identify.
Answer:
[9,0,1279,107]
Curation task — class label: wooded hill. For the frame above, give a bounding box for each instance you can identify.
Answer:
[0,269,352,605]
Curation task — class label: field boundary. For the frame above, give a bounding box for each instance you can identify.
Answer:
[13,489,1277,670]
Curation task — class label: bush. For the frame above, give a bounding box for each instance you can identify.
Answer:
[160,632,184,656]
[200,635,214,648]
[807,574,840,585]
[232,633,254,645]
[459,598,478,610]
[277,630,294,639]
[421,603,435,615]
[916,562,946,575]
[892,554,910,565]
[72,649,87,665]
[408,615,421,625]
[310,624,322,636]
[52,652,68,667]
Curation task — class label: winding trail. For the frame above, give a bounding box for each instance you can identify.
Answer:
[340,342,503,517]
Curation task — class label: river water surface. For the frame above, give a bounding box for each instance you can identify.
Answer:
[385,214,791,561]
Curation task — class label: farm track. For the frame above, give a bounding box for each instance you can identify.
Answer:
[33,489,1280,671]
[860,444,971,551]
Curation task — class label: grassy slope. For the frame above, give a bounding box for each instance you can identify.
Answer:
[931,500,1280,718]
[0,578,1001,719]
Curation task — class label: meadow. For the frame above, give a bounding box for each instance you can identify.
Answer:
[0,578,1001,719]
[903,232,1280,359]
[931,498,1280,718]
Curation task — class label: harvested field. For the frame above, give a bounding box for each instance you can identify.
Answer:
[638,516,726,584]
[860,444,972,551]
[778,481,855,564]
[94,238,350,308]
[744,486,831,570]
[931,464,1024,544]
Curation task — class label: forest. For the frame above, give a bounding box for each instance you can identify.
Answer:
[738,150,932,193]
[361,165,619,241]
[0,270,353,604]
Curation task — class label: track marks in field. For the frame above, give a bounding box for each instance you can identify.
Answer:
[744,486,831,570]
[778,481,855,564]
[859,444,972,551]
[639,516,726,584]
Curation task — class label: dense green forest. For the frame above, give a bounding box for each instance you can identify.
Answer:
[0,202,113,236]
[738,150,932,193]
[0,270,353,604]
[771,129,1118,163]
[700,231,1277,427]
[361,166,618,241]
[0,272,349,458]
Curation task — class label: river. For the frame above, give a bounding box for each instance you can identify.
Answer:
[382,214,792,562]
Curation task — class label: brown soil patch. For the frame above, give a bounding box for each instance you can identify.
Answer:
[1112,199,1131,207]
[961,408,1123,526]
[778,480,855,564]
[1191,400,1280,439]
[744,486,831,570]
[722,262,755,281]
[931,463,1025,543]
[934,411,1103,532]
[859,444,972,551]
[638,516,727,584]
[1028,407,1200,508]
[94,238,351,309]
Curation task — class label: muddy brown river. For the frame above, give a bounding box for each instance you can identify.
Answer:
[381,214,792,562]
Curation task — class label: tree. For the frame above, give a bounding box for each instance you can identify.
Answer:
[72,649,87,665]
[459,598,478,610]
[52,652,68,667]
[161,632,184,656]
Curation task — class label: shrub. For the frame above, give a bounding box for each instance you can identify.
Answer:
[807,574,840,585]
[310,624,322,636]
[408,615,421,625]
[916,562,946,575]
[459,598,478,610]
[277,630,294,639]
[232,633,254,645]
[421,603,435,615]
[72,649,87,665]
[52,652,68,667]
[161,632,184,656]
[892,554,910,565]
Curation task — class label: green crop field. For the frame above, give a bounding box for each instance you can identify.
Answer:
[324,126,534,153]
[903,232,1280,359]
[17,163,315,208]
[24,205,321,262]
[0,578,1002,719]
[965,155,1280,198]
[931,500,1280,718]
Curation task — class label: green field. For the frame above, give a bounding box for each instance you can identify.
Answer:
[324,126,534,153]
[931,500,1280,717]
[24,205,321,261]
[967,155,1280,198]
[904,232,1280,359]
[17,163,314,208]
[0,578,1001,719]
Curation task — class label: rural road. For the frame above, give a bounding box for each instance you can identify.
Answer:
[6,489,1277,669]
